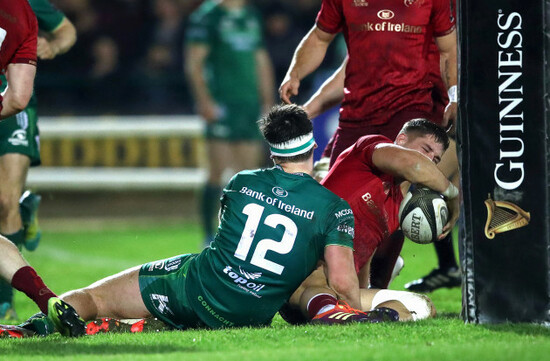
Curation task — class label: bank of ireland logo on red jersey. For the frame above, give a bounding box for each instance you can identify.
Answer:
[377,10,395,20]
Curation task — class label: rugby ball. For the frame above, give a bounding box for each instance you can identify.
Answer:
[398,186,448,244]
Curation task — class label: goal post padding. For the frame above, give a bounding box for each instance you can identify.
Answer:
[458,0,550,323]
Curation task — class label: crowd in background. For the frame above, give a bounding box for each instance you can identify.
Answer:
[35,0,346,116]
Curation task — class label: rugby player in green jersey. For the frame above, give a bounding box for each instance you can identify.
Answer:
[3,104,394,338]
[185,0,275,247]
[0,0,77,320]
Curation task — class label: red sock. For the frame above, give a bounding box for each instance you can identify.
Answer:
[11,266,56,314]
[306,293,337,319]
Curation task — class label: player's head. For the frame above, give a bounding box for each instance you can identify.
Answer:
[258,104,316,163]
[396,118,450,164]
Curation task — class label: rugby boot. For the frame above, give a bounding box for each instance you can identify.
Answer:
[86,317,171,335]
[19,312,55,337]
[405,267,461,293]
[20,190,42,251]
[312,301,398,325]
[47,297,86,337]
[0,324,36,338]
[0,302,17,321]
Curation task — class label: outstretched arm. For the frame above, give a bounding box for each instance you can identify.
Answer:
[279,25,336,104]
[303,57,347,119]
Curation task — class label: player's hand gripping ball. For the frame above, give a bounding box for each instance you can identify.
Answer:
[398,186,449,244]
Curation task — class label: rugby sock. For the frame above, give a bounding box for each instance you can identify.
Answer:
[11,266,56,314]
[201,183,221,238]
[307,293,337,319]
[0,230,25,305]
[434,233,458,270]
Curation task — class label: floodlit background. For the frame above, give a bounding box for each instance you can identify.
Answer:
[30,0,345,221]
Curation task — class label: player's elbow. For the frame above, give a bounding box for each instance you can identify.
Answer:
[10,92,31,112]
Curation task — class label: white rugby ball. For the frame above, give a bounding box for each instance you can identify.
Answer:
[398,186,449,244]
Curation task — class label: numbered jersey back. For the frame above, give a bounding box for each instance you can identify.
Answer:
[186,166,354,328]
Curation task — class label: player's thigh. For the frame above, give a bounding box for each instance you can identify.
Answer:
[233,141,263,170]
[0,153,30,199]
[206,140,235,183]
[85,266,151,319]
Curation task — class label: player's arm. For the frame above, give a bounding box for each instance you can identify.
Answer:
[279,25,336,104]
[255,48,276,114]
[324,245,361,309]
[372,144,459,238]
[0,63,36,119]
[435,29,458,134]
[184,43,218,122]
[303,57,347,119]
[37,17,77,60]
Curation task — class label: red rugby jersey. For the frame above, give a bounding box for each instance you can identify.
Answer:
[0,0,37,111]
[0,0,38,72]
[317,0,455,126]
[321,135,404,272]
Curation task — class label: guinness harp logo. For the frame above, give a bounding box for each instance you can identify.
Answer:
[484,196,530,239]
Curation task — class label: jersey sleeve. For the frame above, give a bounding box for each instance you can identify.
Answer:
[355,135,392,169]
[186,9,214,45]
[30,0,65,32]
[324,198,355,249]
[316,0,345,34]
[431,0,456,37]
[11,11,38,66]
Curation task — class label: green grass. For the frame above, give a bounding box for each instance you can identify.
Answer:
[2,221,549,360]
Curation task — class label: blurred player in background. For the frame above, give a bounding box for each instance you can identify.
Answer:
[283,0,459,291]
[16,104,384,336]
[0,0,76,319]
[185,0,276,247]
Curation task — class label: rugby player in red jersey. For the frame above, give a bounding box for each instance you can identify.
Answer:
[280,0,457,164]
[282,0,460,291]
[280,119,459,324]
[0,0,38,119]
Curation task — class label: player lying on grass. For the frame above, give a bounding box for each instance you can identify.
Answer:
[1,104,399,338]
[320,118,459,289]
[278,119,457,325]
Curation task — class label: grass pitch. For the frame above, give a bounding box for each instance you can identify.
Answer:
[2,220,549,360]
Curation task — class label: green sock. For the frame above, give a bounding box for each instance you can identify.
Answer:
[0,229,25,304]
[201,184,221,239]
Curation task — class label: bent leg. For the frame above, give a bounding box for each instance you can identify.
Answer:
[360,288,436,321]
[61,266,151,321]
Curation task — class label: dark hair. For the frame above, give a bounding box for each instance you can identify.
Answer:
[400,118,450,151]
[257,104,314,163]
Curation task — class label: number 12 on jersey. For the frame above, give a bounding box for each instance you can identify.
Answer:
[234,203,297,275]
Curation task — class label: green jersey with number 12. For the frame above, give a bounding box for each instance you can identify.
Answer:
[186,166,355,328]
